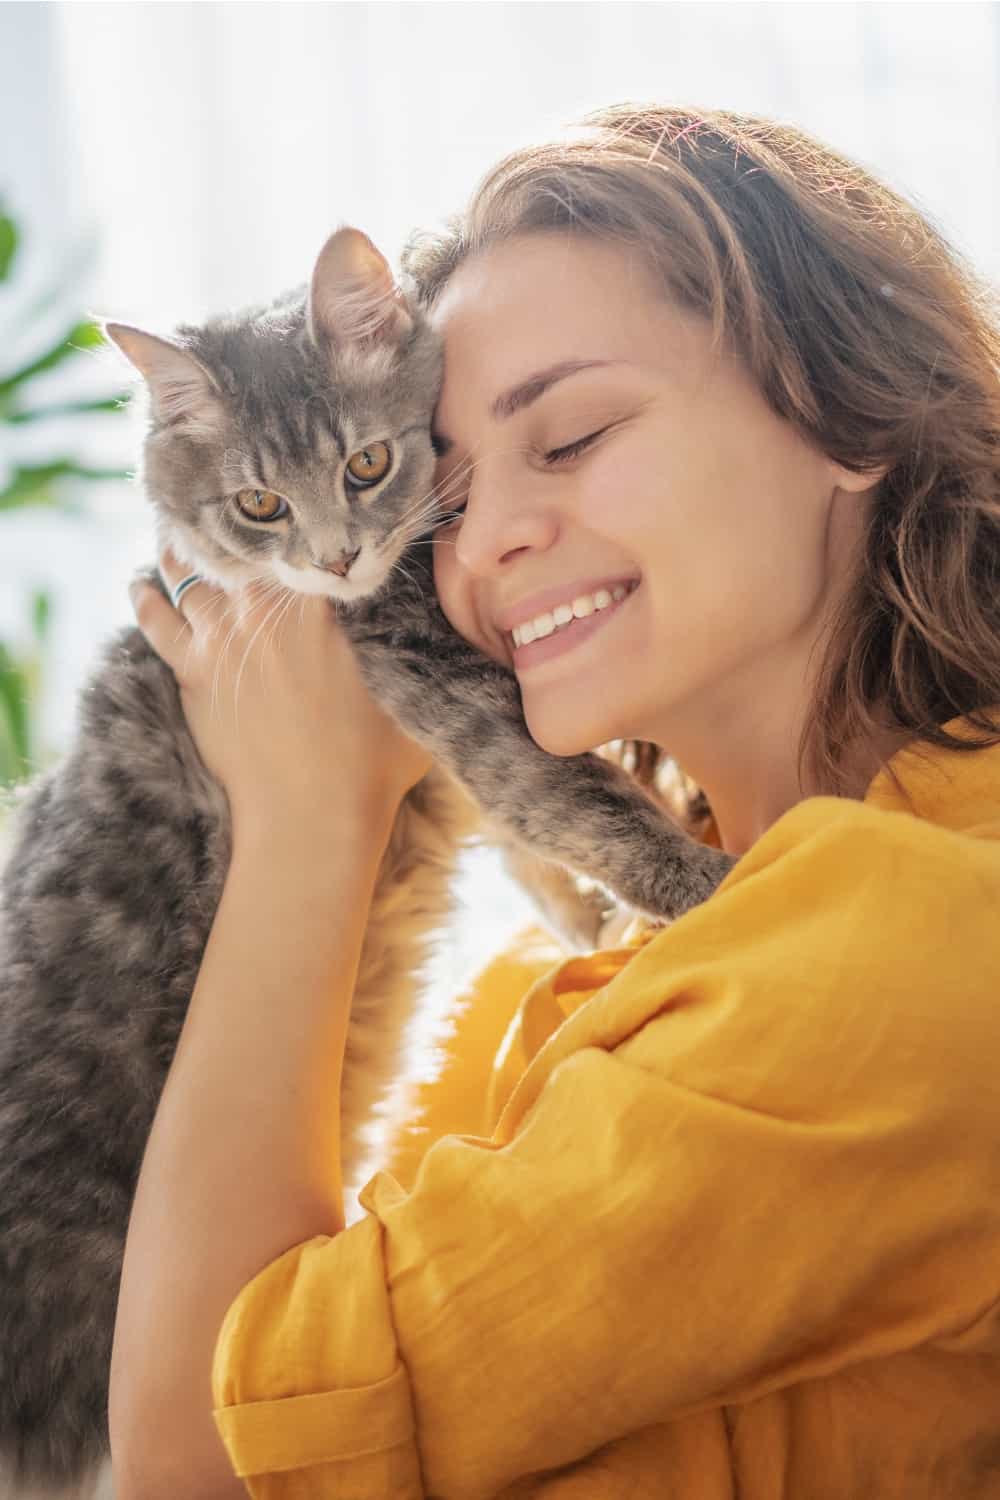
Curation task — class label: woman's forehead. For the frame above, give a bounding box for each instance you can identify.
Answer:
[429,238,714,416]
[430,238,669,375]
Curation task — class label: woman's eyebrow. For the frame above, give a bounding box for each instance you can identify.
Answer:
[432,358,621,453]
[490,358,619,420]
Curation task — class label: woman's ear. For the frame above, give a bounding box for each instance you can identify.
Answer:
[829,458,891,495]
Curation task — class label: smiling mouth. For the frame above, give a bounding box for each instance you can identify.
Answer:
[506,579,640,667]
[506,579,639,649]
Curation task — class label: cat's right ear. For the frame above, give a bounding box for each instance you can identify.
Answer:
[101,323,223,437]
[307,227,413,354]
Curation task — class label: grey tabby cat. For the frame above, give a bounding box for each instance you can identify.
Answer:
[0,227,734,1499]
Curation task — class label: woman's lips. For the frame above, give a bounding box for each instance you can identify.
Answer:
[510,581,639,669]
[495,574,641,635]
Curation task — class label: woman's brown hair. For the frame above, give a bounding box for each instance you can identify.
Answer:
[402,104,1000,828]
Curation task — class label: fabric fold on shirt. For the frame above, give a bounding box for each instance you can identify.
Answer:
[210,710,1000,1500]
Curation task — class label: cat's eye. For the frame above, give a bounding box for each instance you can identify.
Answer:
[235,488,288,522]
[345,441,392,488]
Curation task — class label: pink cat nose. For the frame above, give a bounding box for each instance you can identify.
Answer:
[318,547,361,578]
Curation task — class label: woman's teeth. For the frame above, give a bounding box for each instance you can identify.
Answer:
[511,581,636,648]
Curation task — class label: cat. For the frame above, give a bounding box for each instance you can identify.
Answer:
[0,226,735,1499]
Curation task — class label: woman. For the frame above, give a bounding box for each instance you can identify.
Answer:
[110,107,1000,1498]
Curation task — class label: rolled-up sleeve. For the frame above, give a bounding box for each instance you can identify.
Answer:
[212,1211,424,1496]
[212,799,1000,1499]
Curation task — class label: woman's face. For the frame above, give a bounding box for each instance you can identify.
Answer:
[430,233,877,758]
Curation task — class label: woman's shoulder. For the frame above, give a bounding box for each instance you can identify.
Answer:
[623,716,1000,991]
[668,721,1000,1006]
[487,725,1000,1145]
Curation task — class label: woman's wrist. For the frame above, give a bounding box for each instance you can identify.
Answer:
[228,789,399,873]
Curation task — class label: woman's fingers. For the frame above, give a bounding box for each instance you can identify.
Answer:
[155,549,223,636]
[129,549,228,679]
[128,573,192,677]
[126,545,434,824]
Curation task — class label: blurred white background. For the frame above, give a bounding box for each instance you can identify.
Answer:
[2,0,999,996]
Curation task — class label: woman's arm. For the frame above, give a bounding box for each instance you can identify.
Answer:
[208,799,1000,1497]
[109,552,432,1498]
[108,809,394,1499]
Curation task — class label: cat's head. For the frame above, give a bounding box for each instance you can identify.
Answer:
[103,227,444,604]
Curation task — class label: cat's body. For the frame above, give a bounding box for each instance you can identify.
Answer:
[0,617,475,1500]
[0,228,733,1498]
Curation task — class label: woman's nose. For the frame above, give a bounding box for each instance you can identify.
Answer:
[453,472,559,578]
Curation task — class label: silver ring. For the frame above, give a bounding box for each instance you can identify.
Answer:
[170,573,203,610]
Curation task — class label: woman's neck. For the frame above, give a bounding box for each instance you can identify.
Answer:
[655,692,910,858]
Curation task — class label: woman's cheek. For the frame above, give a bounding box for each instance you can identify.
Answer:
[432,537,507,664]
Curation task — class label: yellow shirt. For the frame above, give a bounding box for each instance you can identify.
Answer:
[212,717,1000,1498]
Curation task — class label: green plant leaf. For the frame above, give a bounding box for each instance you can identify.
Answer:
[32,589,52,645]
[0,319,107,401]
[0,644,31,780]
[5,393,130,424]
[0,460,130,513]
[6,236,100,344]
[0,214,17,282]
[0,697,23,787]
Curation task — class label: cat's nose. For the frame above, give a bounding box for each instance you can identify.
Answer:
[317,547,361,578]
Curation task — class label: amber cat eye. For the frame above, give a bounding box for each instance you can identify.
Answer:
[235,489,288,522]
[346,441,391,487]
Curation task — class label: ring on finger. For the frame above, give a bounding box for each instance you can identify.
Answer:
[169,573,204,611]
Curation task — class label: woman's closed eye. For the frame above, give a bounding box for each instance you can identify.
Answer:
[436,424,614,522]
[542,423,614,465]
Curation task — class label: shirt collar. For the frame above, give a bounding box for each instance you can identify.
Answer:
[864,709,1000,837]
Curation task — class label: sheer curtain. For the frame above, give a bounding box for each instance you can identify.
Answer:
[52,0,1000,325]
[3,0,999,1000]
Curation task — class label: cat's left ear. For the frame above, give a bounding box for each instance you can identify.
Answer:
[102,323,223,437]
[308,227,413,353]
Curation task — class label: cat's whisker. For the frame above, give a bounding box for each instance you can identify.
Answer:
[394,479,475,543]
[179,597,227,651]
[260,586,298,672]
[391,520,435,551]
[423,511,466,534]
[411,483,469,524]
[396,458,478,529]
[176,591,229,675]
[232,590,291,731]
[413,459,475,510]
[392,506,453,546]
[426,462,477,507]
[401,443,543,544]
[206,582,284,718]
[209,607,247,719]
[392,503,466,548]
[232,585,295,720]
[391,558,422,594]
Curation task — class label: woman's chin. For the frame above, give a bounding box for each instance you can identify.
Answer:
[522,707,614,759]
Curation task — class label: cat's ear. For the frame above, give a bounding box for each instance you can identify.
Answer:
[307,227,413,352]
[102,323,223,436]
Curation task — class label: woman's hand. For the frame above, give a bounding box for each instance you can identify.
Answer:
[129,548,433,839]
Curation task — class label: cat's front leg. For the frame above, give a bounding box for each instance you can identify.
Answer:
[491,834,616,953]
[351,633,735,923]
[453,716,736,922]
